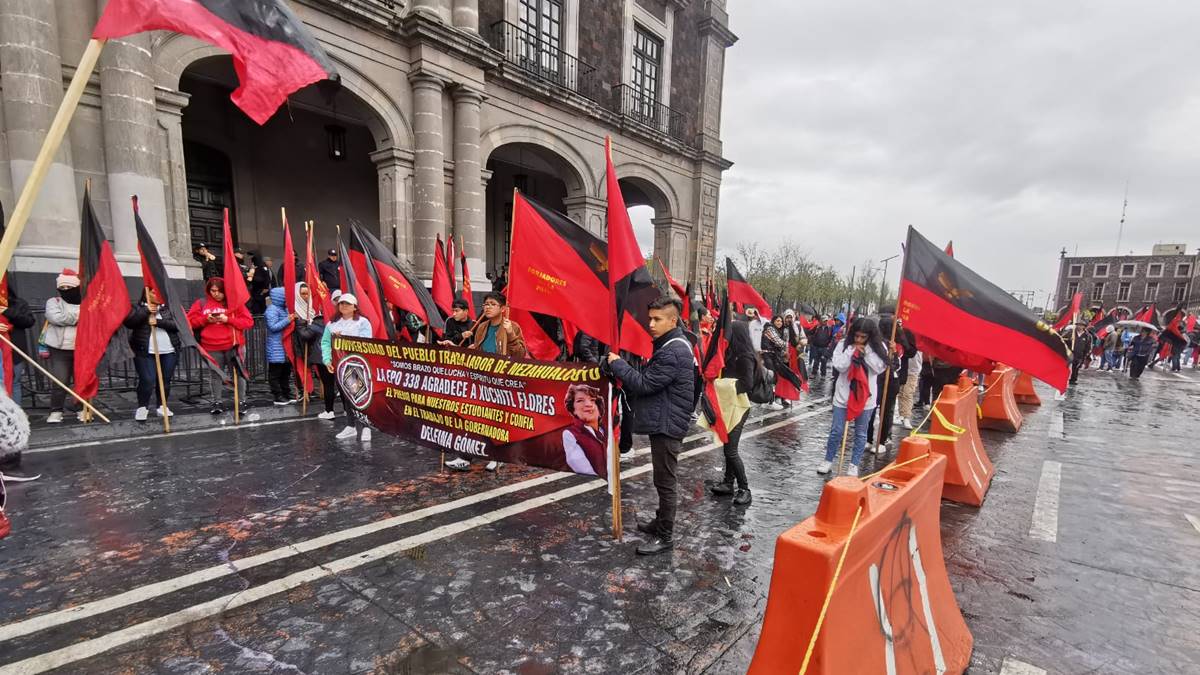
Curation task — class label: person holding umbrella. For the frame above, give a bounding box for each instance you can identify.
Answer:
[1128,327,1157,380]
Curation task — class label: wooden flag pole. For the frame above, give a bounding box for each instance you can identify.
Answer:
[0,40,106,277]
[146,289,171,433]
[302,345,310,416]
[872,313,902,451]
[231,327,241,424]
[0,333,110,423]
[610,383,623,541]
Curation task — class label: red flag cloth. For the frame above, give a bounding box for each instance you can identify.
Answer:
[1053,292,1082,332]
[460,244,476,318]
[508,192,613,347]
[702,379,730,444]
[304,223,335,320]
[93,0,338,125]
[1187,315,1197,333]
[349,225,397,340]
[1087,305,1106,328]
[900,226,1067,390]
[506,305,559,361]
[1135,304,1157,324]
[726,258,773,319]
[221,209,250,316]
[605,137,657,358]
[446,236,457,297]
[432,235,454,316]
[282,214,297,364]
[0,204,12,394]
[345,245,388,340]
[774,343,805,401]
[562,320,579,357]
[351,223,444,332]
[657,258,690,320]
[844,352,873,421]
[915,334,996,374]
[945,241,955,257]
[75,187,132,400]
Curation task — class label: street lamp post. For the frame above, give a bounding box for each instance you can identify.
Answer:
[878,254,900,311]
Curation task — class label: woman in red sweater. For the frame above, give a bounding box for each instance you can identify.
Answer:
[187,278,254,415]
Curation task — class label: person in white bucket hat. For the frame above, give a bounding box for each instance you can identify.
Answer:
[320,293,374,443]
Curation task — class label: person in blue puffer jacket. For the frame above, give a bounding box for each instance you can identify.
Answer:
[264,286,295,405]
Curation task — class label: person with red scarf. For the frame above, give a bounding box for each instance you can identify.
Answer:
[817,317,888,477]
[187,278,253,416]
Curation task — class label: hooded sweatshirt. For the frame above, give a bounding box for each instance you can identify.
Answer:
[264,287,291,364]
[187,296,253,352]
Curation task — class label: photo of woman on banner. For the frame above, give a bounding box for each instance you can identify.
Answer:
[562,383,607,476]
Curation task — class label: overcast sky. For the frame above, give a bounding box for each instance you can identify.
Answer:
[713,1,1200,305]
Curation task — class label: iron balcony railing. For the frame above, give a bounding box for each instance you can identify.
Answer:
[489,21,601,101]
[611,84,691,145]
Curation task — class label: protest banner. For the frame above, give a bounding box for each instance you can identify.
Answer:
[332,337,614,479]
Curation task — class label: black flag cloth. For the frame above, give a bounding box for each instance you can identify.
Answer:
[898,226,1070,391]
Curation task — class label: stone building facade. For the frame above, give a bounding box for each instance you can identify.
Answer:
[0,0,736,301]
[1054,245,1200,315]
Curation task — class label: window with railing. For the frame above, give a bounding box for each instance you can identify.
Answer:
[631,25,663,121]
[518,0,563,79]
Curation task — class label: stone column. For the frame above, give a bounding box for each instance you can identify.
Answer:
[99,28,169,258]
[0,0,80,263]
[451,86,484,277]
[409,71,446,277]
[452,0,479,33]
[409,0,447,22]
[653,216,694,280]
[372,146,415,260]
[156,88,197,269]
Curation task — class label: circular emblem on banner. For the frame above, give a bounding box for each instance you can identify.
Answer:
[336,355,373,410]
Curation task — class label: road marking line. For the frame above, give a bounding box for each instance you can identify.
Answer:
[0,401,828,646]
[1047,411,1064,439]
[1029,461,1062,543]
[1000,657,1046,675]
[0,409,824,674]
[1186,514,1200,535]
[26,416,312,455]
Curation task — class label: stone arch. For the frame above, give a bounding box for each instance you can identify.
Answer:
[602,162,681,219]
[480,123,593,196]
[152,33,413,151]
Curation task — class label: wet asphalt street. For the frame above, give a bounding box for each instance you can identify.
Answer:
[1,364,1198,674]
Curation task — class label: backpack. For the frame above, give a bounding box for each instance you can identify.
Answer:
[747,353,776,404]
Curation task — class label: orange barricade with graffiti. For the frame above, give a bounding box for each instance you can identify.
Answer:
[917,377,994,506]
[1013,370,1041,406]
[979,365,1023,433]
[748,437,974,675]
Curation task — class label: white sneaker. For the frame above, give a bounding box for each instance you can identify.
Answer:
[335,426,357,440]
[769,402,784,410]
[360,428,372,442]
[317,411,336,420]
[245,412,261,422]
[485,461,498,472]
[156,406,174,418]
[46,411,63,424]
[847,464,860,477]
[445,458,471,471]
[901,418,913,430]
[873,443,888,455]
[76,411,87,422]
[134,407,149,422]
[816,460,833,475]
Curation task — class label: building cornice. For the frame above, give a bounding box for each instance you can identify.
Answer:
[698,16,738,48]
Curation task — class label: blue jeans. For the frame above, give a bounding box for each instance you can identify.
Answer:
[134,352,179,409]
[0,353,23,404]
[824,406,874,467]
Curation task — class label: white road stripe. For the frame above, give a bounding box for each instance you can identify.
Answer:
[1000,657,1047,675]
[1047,411,1064,439]
[0,409,825,674]
[0,402,827,649]
[1185,514,1200,535]
[25,415,313,455]
[1029,461,1062,543]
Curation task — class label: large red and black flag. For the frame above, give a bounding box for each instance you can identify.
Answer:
[1087,304,1106,328]
[350,223,444,333]
[656,258,690,321]
[726,258,773,319]
[94,0,338,125]
[133,197,227,381]
[459,240,476,318]
[1094,308,1120,340]
[1159,305,1188,359]
[338,227,387,339]
[508,192,614,349]
[1053,292,1083,332]
[304,221,335,320]
[699,292,732,443]
[0,202,13,395]
[1135,303,1158,326]
[75,185,133,400]
[432,235,455,317]
[899,226,1070,391]
[605,137,656,359]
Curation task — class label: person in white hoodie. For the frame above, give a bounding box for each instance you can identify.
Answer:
[817,317,888,477]
[320,294,373,443]
[42,270,82,424]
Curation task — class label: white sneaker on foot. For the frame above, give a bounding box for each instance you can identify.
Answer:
[134,407,149,422]
[901,418,913,430]
[156,406,174,418]
[360,428,372,442]
[318,411,336,420]
[873,443,888,455]
[816,460,833,475]
[445,458,471,471]
[485,461,498,472]
[847,464,860,477]
[46,411,63,424]
[335,426,357,440]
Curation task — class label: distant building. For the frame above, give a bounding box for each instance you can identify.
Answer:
[1054,246,1200,315]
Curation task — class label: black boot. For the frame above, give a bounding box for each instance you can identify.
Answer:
[709,480,735,496]
[636,535,674,555]
[636,518,660,536]
[733,489,753,506]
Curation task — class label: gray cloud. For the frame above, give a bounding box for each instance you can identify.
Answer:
[717,0,1200,302]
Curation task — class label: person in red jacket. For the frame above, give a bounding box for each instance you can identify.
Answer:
[187,278,253,415]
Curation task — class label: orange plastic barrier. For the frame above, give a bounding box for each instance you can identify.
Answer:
[922,378,994,506]
[1013,370,1041,406]
[979,365,1023,433]
[749,438,973,675]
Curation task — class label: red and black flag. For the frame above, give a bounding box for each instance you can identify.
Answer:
[899,226,1069,391]
[506,304,561,361]
[1053,292,1082,332]
[699,292,732,443]
[431,235,455,317]
[350,223,444,333]
[509,192,614,348]
[656,258,690,320]
[459,240,476,318]
[304,221,335,319]
[1087,304,1106,328]
[1159,305,1188,359]
[774,342,808,400]
[132,197,227,382]
[1135,303,1158,326]
[338,227,387,340]
[726,258,773,319]
[1094,308,1120,340]
[75,185,133,400]
[280,213,311,391]
[94,0,338,125]
[844,350,873,420]
[605,137,656,359]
